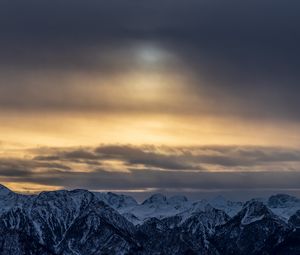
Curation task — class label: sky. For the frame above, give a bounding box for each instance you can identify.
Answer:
[1,0,300,200]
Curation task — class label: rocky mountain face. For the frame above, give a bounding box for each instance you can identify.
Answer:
[212,200,292,255]
[273,210,300,255]
[0,184,299,254]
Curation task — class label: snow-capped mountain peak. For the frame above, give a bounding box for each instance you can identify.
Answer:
[268,194,300,208]
[241,200,270,225]
[142,193,167,205]
[94,192,138,210]
[267,194,300,220]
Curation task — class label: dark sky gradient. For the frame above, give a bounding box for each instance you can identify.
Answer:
[0,0,300,119]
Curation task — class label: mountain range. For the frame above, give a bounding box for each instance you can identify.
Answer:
[0,184,299,254]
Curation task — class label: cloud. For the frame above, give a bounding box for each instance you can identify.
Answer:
[0,0,299,121]
[0,158,71,178]
[33,144,300,171]
[2,167,300,194]
[95,145,201,170]
[1,144,300,197]
[93,145,300,169]
[192,146,300,166]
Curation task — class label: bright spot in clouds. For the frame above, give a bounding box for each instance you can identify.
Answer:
[134,43,172,68]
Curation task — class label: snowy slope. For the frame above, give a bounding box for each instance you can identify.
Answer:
[102,193,242,225]
[267,194,300,220]
[0,184,299,254]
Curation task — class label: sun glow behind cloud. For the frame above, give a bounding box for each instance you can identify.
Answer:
[1,42,300,196]
[1,55,300,154]
[1,109,300,154]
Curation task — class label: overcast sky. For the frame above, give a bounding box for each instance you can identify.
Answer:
[1,0,300,199]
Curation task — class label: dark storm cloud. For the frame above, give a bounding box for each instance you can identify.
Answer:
[192,145,300,165]
[34,145,300,170]
[0,166,30,177]
[0,158,71,179]
[2,145,300,193]
[34,145,200,170]
[1,0,300,120]
[95,145,200,170]
[2,167,300,193]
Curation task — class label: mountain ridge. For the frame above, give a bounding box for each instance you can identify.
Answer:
[0,184,299,254]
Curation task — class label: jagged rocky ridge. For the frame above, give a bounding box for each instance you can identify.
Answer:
[0,184,299,254]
